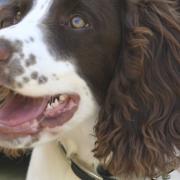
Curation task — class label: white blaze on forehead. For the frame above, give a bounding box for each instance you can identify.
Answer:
[23,0,53,23]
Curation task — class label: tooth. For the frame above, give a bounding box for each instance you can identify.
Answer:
[53,100,59,107]
[59,95,68,102]
[47,104,52,110]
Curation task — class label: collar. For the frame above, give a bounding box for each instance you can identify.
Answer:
[60,144,116,180]
[70,154,116,180]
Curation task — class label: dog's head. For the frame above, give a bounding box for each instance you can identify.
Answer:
[0,0,120,146]
[0,0,179,178]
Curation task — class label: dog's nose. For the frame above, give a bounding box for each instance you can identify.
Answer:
[0,40,12,61]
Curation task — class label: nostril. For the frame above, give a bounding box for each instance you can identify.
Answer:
[0,40,13,61]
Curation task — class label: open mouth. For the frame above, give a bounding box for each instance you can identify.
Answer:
[0,86,80,139]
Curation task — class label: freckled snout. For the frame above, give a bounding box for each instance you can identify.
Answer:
[0,39,12,62]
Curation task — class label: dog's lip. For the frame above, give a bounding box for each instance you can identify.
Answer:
[0,92,80,138]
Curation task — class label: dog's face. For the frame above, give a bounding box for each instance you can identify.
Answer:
[0,0,120,148]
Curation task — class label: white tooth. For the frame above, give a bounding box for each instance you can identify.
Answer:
[59,95,68,102]
[53,100,59,107]
[47,104,52,110]
[55,99,59,105]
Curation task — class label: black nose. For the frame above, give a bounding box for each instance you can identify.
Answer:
[0,40,12,61]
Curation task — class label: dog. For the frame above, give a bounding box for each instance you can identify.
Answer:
[0,0,179,179]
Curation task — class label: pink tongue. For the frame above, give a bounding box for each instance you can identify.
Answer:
[0,94,48,127]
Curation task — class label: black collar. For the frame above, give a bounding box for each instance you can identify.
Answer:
[71,160,116,180]
[60,143,116,180]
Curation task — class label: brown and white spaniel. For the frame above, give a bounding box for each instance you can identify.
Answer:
[0,0,179,179]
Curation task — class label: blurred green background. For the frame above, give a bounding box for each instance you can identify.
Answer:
[0,153,30,180]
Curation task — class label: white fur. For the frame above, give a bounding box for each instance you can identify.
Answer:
[27,142,80,180]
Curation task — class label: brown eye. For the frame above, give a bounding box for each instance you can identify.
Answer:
[0,7,22,29]
[70,15,89,29]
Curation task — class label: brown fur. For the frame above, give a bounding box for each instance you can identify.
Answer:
[94,0,180,178]
[0,147,25,158]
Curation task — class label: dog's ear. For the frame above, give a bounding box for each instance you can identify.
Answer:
[94,0,180,178]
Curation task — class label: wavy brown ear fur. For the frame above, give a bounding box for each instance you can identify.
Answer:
[94,0,180,178]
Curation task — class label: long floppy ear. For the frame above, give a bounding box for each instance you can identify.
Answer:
[94,0,180,178]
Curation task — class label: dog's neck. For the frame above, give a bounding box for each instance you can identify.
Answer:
[60,115,99,169]
[27,115,99,180]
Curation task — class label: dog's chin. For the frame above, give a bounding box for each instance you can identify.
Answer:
[0,86,80,143]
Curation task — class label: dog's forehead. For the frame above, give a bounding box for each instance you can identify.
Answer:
[32,0,53,9]
[25,0,53,21]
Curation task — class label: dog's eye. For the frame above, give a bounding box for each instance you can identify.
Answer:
[1,11,21,28]
[0,7,22,29]
[69,15,89,29]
